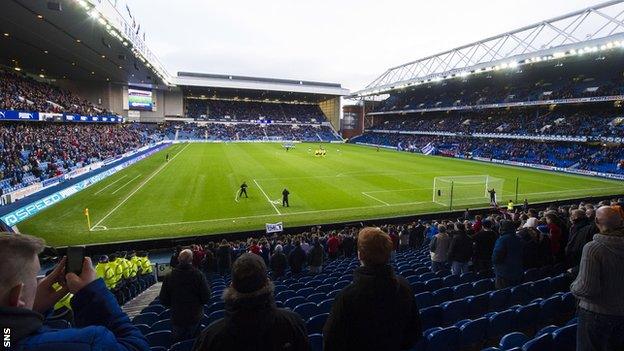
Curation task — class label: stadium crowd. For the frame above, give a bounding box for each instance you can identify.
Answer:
[0,69,111,116]
[186,99,327,123]
[2,196,623,350]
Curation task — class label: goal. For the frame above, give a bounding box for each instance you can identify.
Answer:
[433,175,504,208]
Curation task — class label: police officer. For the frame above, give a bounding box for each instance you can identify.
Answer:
[282,188,290,207]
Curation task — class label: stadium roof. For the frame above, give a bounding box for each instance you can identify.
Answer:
[0,0,170,86]
[354,0,624,97]
[175,72,349,97]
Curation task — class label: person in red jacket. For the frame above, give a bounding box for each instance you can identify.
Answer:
[327,233,340,260]
[248,239,262,255]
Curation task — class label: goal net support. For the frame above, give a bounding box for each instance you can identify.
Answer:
[433,175,504,209]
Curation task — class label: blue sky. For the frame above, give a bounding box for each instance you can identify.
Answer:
[129,0,600,91]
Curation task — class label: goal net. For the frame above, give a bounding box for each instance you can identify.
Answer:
[433,175,504,208]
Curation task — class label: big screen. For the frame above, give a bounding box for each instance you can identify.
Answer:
[128,88,153,111]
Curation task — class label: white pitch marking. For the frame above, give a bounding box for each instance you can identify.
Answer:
[234,188,240,203]
[362,192,390,206]
[93,175,127,195]
[253,179,281,215]
[90,143,190,230]
[111,174,142,195]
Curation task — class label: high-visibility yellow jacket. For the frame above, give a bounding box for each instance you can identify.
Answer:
[54,293,73,311]
[111,258,124,286]
[141,257,153,274]
[95,262,115,289]
[129,256,141,277]
[119,258,131,279]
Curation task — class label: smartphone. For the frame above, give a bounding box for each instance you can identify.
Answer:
[66,246,85,275]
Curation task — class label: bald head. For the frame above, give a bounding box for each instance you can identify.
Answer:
[178,249,193,265]
[595,206,624,232]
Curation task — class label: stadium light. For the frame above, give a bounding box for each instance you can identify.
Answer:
[14,67,21,71]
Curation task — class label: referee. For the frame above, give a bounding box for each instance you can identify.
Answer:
[239,182,248,198]
[282,188,290,207]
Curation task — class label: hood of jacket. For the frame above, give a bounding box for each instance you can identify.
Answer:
[221,282,277,338]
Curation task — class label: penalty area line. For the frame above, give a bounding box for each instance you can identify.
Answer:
[111,174,142,195]
[93,175,127,195]
[361,192,390,206]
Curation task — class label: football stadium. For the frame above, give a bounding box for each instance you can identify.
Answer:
[1,0,624,350]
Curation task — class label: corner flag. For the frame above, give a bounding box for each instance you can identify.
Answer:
[84,208,91,231]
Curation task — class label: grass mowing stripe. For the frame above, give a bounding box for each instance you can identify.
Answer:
[90,143,189,230]
[362,192,390,206]
[93,175,127,195]
[111,174,141,195]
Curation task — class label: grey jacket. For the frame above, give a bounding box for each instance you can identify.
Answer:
[571,229,624,316]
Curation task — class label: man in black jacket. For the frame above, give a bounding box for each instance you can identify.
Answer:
[216,239,233,275]
[193,253,309,351]
[565,209,598,276]
[448,224,473,275]
[288,240,307,274]
[471,219,497,273]
[159,249,211,342]
[323,227,422,351]
[269,244,287,278]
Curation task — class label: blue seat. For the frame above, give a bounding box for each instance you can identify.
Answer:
[207,309,225,323]
[205,301,225,314]
[134,324,151,335]
[425,278,444,291]
[488,309,516,340]
[284,296,306,309]
[560,292,576,319]
[442,274,460,287]
[275,290,296,301]
[415,292,434,308]
[459,271,476,283]
[530,279,552,299]
[489,288,511,311]
[453,283,473,299]
[315,284,333,294]
[142,304,165,314]
[539,296,562,326]
[333,280,350,290]
[157,309,171,320]
[308,333,323,351]
[500,332,529,350]
[467,293,489,318]
[473,278,494,295]
[317,299,334,314]
[435,269,452,278]
[420,272,436,281]
[515,303,540,332]
[459,317,487,350]
[296,287,315,297]
[150,347,167,351]
[420,306,442,331]
[133,312,158,326]
[523,268,540,283]
[426,326,459,351]
[306,313,329,334]
[552,324,576,351]
[145,330,172,349]
[411,282,426,294]
[170,339,195,351]
[510,285,532,305]
[150,319,172,332]
[442,299,468,326]
[550,274,570,293]
[522,332,552,351]
[536,325,558,336]
[432,287,453,305]
[307,293,327,304]
[293,302,319,320]
[326,289,341,299]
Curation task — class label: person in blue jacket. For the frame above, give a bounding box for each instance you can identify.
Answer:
[492,220,525,289]
[0,233,149,351]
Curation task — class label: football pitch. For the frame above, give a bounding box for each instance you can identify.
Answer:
[17,143,624,246]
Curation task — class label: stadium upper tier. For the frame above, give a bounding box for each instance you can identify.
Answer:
[371,56,624,114]
[186,99,328,123]
[0,69,113,116]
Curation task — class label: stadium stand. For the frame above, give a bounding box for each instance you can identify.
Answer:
[19,197,616,351]
[186,99,327,123]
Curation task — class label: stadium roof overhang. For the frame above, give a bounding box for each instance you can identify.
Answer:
[353,0,624,97]
[176,72,350,102]
[0,0,170,86]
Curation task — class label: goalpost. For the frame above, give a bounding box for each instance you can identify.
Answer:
[433,175,504,209]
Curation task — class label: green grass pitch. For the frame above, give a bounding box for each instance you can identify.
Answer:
[17,143,624,246]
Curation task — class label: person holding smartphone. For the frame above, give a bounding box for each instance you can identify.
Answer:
[0,233,149,351]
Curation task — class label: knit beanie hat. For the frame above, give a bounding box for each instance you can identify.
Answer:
[232,253,268,294]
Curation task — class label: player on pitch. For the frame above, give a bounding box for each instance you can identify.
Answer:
[282,188,290,207]
[239,181,249,198]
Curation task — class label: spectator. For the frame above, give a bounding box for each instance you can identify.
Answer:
[159,249,211,342]
[410,221,425,248]
[327,233,340,260]
[447,223,472,275]
[323,227,422,351]
[471,219,498,272]
[193,253,309,350]
[492,220,524,289]
[269,244,287,278]
[571,206,624,351]
[288,240,307,274]
[399,227,410,251]
[216,239,232,275]
[429,225,450,272]
[308,238,325,273]
[0,233,149,350]
[545,213,566,263]
[565,209,598,276]
[342,233,355,257]
[170,245,181,268]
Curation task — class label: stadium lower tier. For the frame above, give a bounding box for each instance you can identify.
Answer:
[351,132,624,174]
